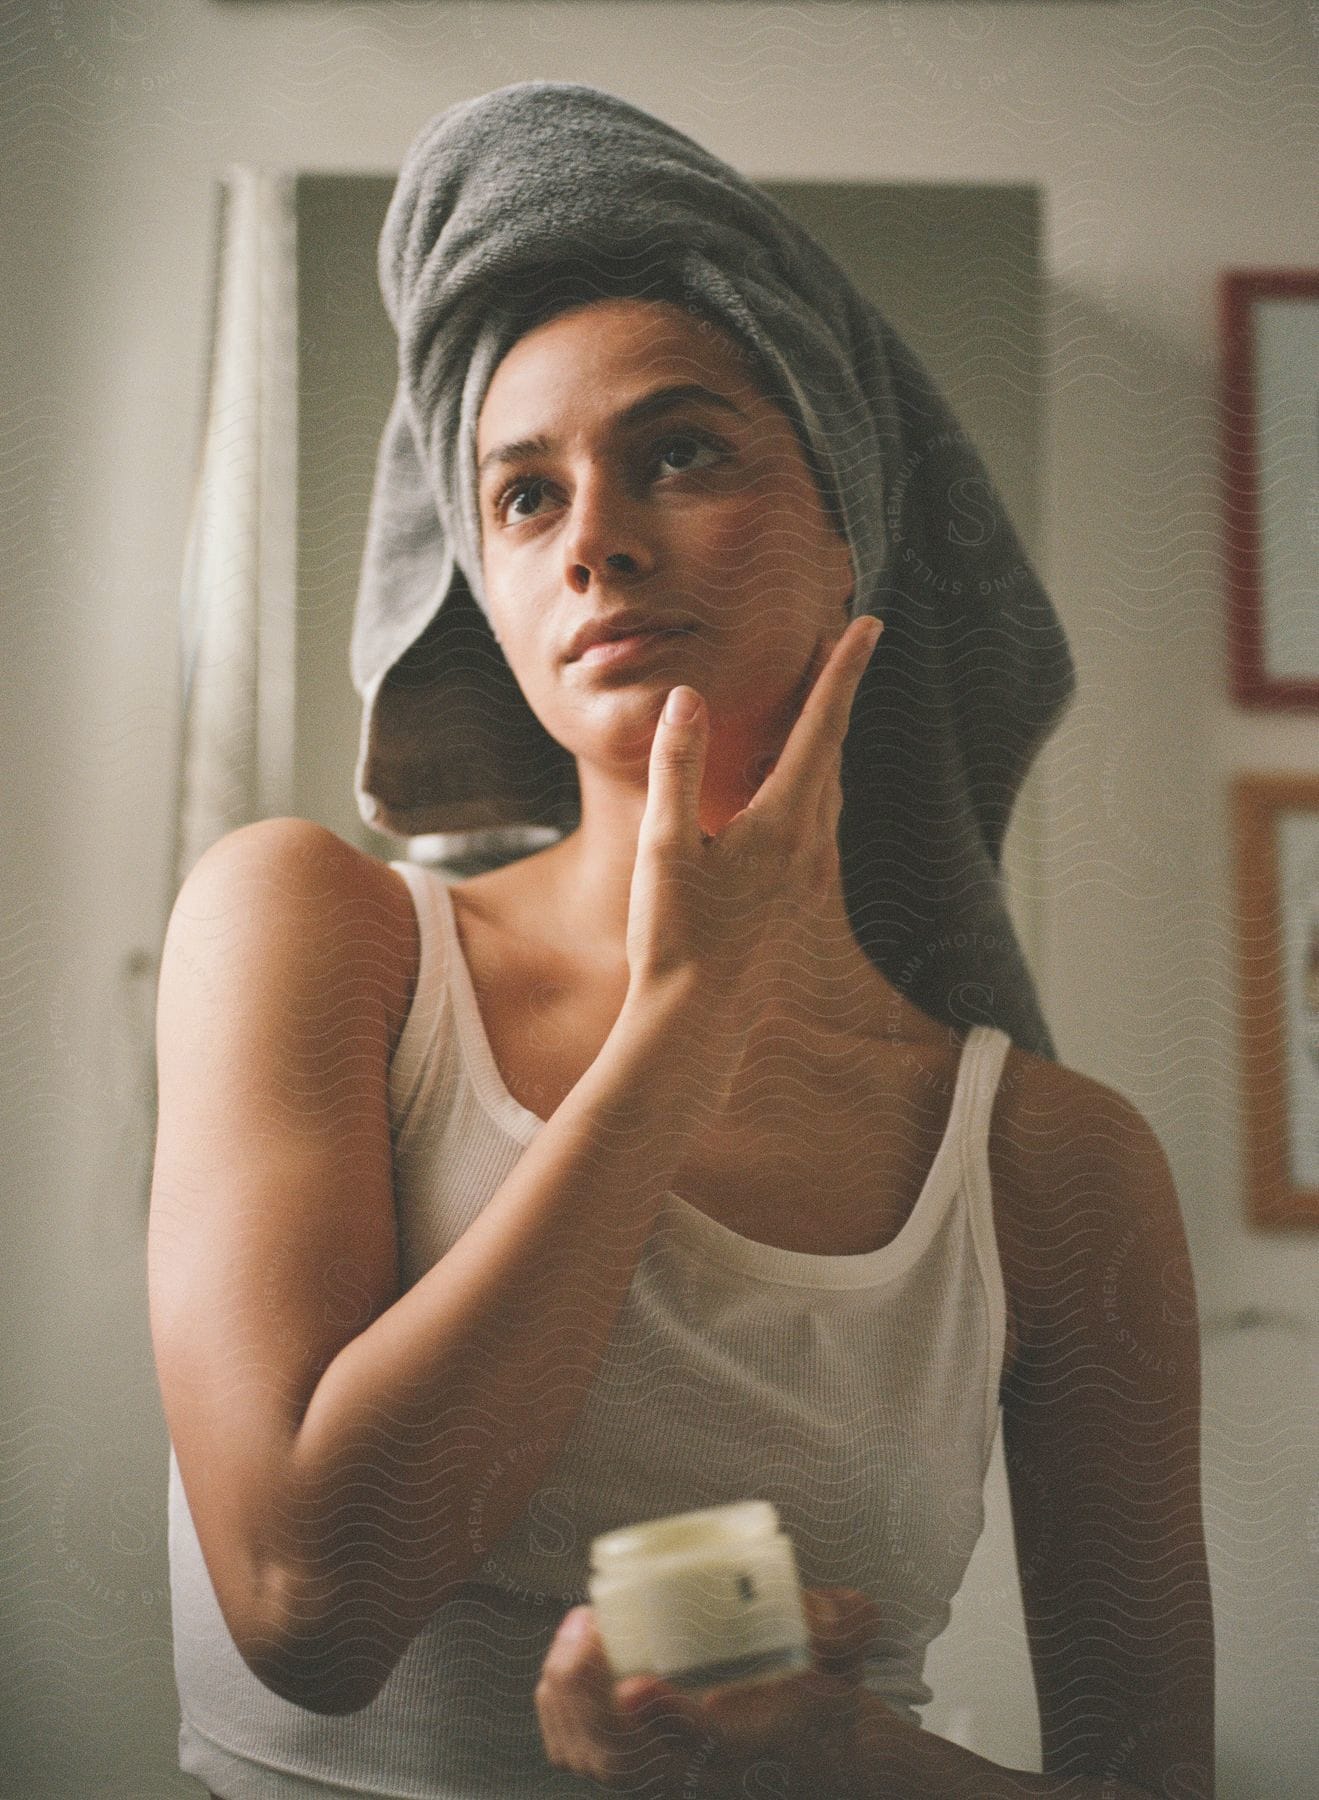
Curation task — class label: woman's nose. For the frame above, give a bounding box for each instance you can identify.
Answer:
[562,474,654,593]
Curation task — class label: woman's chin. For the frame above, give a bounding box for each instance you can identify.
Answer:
[568,683,674,747]
[565,694,669,766]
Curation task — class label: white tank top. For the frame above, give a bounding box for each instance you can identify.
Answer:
[169,860,1013,1798]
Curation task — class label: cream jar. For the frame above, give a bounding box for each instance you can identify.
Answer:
[587,1501,811,1692]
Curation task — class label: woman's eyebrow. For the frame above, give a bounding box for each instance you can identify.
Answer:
[477,383,747,482]
[621,383,747,428]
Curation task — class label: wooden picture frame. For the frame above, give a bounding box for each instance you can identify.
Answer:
[1232,772,1319,1226]
[1220,269,1319,708]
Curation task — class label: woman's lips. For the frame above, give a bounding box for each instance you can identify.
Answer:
[575,629,691,669]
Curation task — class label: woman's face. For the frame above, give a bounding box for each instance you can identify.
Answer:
[475,297,854,784]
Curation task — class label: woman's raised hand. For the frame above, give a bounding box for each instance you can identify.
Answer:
[624,613,883,1006]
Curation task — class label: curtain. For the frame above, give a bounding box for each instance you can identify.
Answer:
[171,166,298,886]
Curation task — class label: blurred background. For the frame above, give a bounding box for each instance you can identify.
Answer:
[3,2,1317,1794]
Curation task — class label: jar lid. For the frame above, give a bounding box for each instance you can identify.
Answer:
[591,1502,780,1570]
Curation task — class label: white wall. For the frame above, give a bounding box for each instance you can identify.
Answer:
[4,3,1316,1794]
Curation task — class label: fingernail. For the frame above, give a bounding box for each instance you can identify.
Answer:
[665,685,700,724]
[859,619,883,654]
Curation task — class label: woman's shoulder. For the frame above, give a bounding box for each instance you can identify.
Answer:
[989,1041,1180,1331]
[175,816,416,928]
[169,818,420,1049]
[990,1042,1169,1197]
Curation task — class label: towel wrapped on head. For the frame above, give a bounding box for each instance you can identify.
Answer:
[352,80,1076,1059]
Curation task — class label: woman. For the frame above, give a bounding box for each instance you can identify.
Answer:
[148,85,1213,1799]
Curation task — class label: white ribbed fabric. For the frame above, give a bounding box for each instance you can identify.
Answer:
[170,860,1012,1799]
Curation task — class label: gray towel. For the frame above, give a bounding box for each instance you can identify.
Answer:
[352,81,1076,1058]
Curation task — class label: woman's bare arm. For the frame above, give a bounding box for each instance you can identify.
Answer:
[149,624,877,1717]
[994,1062,1215,1797]
[840,1068,1214,1797]
[149,818,737,1716]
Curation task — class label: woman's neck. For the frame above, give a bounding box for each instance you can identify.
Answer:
[518,827,901,1044]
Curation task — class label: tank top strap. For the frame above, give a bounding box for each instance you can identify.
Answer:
[386,860,458,1134]
[389,861,549,1143]
[956,1025,1014,1450]
[958,1024,1014,1156]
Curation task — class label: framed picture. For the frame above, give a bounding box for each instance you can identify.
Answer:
[1232,772,1319,1226]
[1220,269,1319,708]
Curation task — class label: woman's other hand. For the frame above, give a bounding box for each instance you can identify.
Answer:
[624,614,882,1010]
[534,1584,886,1797]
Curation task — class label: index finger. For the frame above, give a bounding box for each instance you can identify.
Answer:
[750,615,882,816]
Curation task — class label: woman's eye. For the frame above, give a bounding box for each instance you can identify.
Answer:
[494,436,726,524]
[653,435,724,477]
[500,478,555,521]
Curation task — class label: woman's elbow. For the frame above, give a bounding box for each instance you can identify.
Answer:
[240,1625,392,1716]
[234,1580,396,1716]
